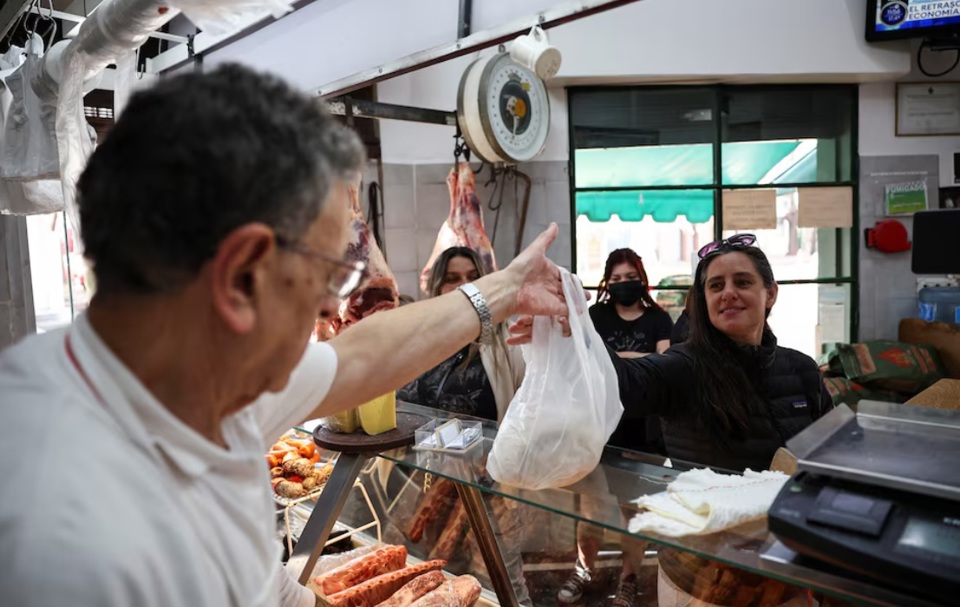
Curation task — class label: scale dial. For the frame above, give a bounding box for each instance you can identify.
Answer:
[457,52,550,164]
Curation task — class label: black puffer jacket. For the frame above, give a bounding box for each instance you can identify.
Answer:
[609,335,832,472]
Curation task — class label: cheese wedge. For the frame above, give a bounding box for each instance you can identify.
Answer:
[358,392,398,435]
[327,408,360,433]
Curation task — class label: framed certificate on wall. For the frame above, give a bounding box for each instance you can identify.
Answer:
[896,82,960,136]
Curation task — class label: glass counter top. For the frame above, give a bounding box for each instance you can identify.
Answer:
[360,403,946,607]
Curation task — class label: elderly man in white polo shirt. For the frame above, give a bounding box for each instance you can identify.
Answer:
[0,64,566,607]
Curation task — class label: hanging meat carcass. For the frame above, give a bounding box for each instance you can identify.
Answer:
[419,162,497,294]
[316,174,399,340]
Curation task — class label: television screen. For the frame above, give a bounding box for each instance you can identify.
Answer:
[867,0,960,41]
[912,209,960,274]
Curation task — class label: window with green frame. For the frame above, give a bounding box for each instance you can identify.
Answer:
[569,85,858,358]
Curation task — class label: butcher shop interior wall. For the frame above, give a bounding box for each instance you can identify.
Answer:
[4,0,958,338]
[858,44,960,341]
[362,0,958,329]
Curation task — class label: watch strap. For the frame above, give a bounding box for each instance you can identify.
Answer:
[457,283,494,345]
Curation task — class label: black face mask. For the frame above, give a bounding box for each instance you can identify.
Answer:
[607,281,646,307]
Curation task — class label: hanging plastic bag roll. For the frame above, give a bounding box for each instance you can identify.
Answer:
[487,268,623,490]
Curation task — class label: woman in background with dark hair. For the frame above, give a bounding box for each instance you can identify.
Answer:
[399,246,523,422]
[590,248,673,360]
[590,248,672,453]
[398,246,532,606]
[556,249,672,607]
[590,249,673,453]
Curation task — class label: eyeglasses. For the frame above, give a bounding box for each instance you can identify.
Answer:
[697,233,757,259]
[275,235,367,299]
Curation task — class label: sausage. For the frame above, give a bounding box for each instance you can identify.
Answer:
[428,501,468,562]
[325,560,446,607]
[373,571,445,607]
[315,545,408,595]
[407,576,481,607]
[407,479,457,543]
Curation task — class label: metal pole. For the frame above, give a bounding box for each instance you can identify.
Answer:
[288,453,369,584]
[458,0,473,39]
[326,98,457,127]
[454,483,519,607]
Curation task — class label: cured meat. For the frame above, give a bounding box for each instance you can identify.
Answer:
[406,478,458,543]
[407,576,481,607]
[428,501,468,562]
[374,570,446,607]
[315,545,407,596]
[326,561,447,607]
[419,162,498,294]
[317,174,400,339]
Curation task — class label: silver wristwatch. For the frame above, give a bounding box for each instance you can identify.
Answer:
[457,282,494,345]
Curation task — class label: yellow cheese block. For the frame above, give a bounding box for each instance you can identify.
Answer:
[358,392,397,435]
[327,408,359,433]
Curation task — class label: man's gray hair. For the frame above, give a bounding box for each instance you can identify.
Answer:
[77,63,366,295]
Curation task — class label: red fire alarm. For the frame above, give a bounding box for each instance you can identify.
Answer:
[865,219,911,254]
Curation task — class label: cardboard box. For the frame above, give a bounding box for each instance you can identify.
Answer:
[905,378,960,410]
[899,319,960,379]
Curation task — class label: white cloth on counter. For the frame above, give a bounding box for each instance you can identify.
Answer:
[629,468,789,537]
[0,314,338,607]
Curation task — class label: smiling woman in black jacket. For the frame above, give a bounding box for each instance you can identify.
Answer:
[609,234,833,471]
[510,234,833,472]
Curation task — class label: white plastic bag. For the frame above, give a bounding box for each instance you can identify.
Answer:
[487,268,623,490]
[0,34,60,182]
[171,0,294,36]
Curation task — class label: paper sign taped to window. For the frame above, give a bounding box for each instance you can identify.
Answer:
[818,303,847,344]
[798,187,853,228]
[721,189,777,230]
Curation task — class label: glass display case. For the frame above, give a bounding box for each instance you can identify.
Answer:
[284,404,947,607]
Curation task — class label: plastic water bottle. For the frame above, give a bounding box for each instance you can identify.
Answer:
[918,286,960,325]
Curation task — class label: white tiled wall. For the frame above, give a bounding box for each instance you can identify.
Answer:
[373,161,571,300]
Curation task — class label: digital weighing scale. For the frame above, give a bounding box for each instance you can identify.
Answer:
[767,401,960,604]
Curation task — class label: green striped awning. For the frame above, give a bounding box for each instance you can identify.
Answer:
[575,140,814,223]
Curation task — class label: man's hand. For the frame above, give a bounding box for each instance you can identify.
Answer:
[500,223,567,318]
[507,315,571,345]
[506,276,592,346]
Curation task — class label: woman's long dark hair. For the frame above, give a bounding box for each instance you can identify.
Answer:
[426,246,486,298]
[425,246,488,368]
[596,248,663,312]
[685,246,777,437]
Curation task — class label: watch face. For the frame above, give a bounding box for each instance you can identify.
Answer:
[480,54,550,162]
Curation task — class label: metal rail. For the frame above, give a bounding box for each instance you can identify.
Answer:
[315,0,646,99]
[28,4,188,44]
[326,98,456,127]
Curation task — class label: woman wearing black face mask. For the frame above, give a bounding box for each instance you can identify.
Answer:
[589,248,672,456]
[590,248,673,361]
[556,249,674,607]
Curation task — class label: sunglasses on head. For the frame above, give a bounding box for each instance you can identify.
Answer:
[697,233,757,259]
